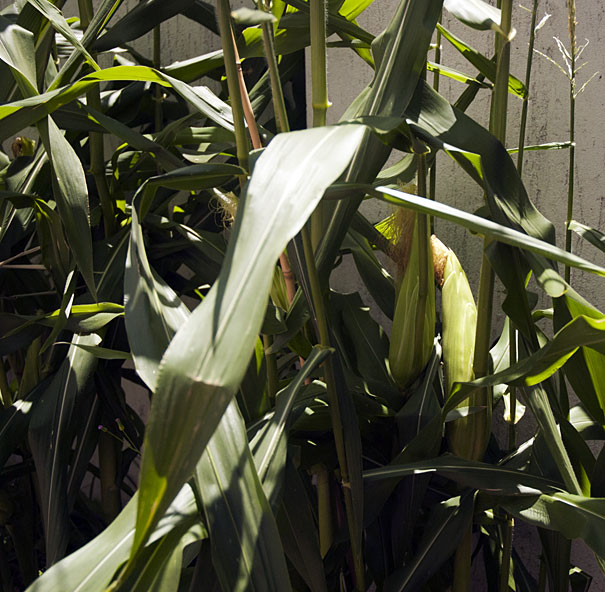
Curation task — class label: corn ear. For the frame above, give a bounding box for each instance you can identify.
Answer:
[388,214,435,390]
[441,245,491,460]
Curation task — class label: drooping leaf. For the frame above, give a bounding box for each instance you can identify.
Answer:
[37,117,96,296]
[372,186,605,277]
[25,486,201,592]
[28,333,100,565]
[132,124,366,556]
[444,0,508,35]
[195,402,292,592]
[437,24,525,97]
[383,493,475,592]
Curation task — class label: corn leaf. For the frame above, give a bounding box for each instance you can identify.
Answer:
[131,124,366,556]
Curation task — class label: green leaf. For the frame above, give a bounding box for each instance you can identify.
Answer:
[0,16,38,96]
[28,333,100,565]
[132,124,366,556]
[231,7,277,25]
[444,0,509,36]
[251,346,330,504]
[37,117,96,296]
[503,492,605,558]
[25,0,99,71]
[25,486,201,592]
[383,493,475,592]
[195,402,292,591]
[426,60,492,88]
[364,455,562,496]
[569,220,605,254]
[372,186,605,277]
[124,200,191,391]
[508,141,574,154]
[437,24,525,98]
[0,66,237,141]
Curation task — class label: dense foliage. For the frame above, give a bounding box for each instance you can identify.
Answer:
[0,0,604,590]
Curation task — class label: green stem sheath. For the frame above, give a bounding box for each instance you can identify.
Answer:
[217,0,250,172]
[301,226,365,590]
[80,0,115,237]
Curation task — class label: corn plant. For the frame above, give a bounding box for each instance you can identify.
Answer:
[0,0,603,591]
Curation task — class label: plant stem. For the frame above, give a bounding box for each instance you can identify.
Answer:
[258,0,290,134]
[98,428,121,521]
[80,0,115,237]
[453,527,472,592]
[262,333,278,399]
[310,0,329,128]
[516,0,539,177]
[310,0,332,249]
[429,14,441,204]
[499,514,514,592]
[301,226,365,590]
[564,0,577,283]
[217,0,250,172]
[312,464,333,557]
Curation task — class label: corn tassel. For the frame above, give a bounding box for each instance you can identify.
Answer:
[439,239,490,460]
[388,213,435,390]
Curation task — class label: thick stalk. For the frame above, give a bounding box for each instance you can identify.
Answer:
[301,227,365,590]
[217,0,250,172]
[312,464,334,557]
[259,11,290,134]
[498,515,514,592]
[310,0,329,128]
[516,0,539,177]
[98,428,121,521]
[453,528,472,592]
[310,0,332,249]
[80,0,115,237]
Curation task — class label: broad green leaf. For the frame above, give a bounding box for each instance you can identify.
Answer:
[437,24,526,98]
[28,333,100,565]
[0,66,236,141]
[25,0,99,71]
[444,0,508,35]
[231,7,276,25]
[383,494,475,592]
[0,378,47,467]
[426,60,492,87]
[364,455,562,496]
[195,402,292,592]
[55,342,132,360]
[251,346,330,504]
[132,124,366,556]
[37,117,95,296]
[373,186,605,277]
[26,486,201,592]
[503,492,605,558]
[277,460,328,592]
[124,199,191,391]
[569,220,605,254]
[444,314,605,417]
[0,16,38,96]
[93,0,194,52]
